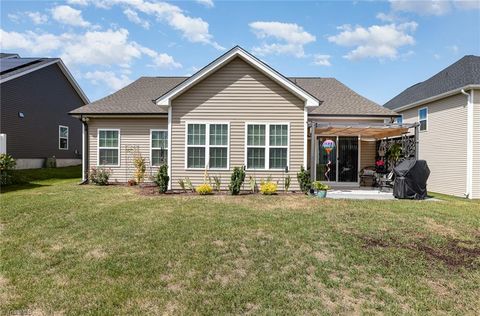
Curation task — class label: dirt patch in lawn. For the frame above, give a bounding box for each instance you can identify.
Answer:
[358,235,480,269]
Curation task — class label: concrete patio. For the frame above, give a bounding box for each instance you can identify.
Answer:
[327,187,395,200]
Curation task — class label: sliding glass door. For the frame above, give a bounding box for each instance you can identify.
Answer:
[317,136,358,183]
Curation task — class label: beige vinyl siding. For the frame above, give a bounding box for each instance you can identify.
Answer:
[400,93,468,197]
[472,89,480,199]
[171,57,305,191]
[360,140,376,170]
[88,118,167,183]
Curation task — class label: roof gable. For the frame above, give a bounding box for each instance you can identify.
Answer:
[155,46,319,107]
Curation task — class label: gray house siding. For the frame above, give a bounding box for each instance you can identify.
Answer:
[0,63,84,163]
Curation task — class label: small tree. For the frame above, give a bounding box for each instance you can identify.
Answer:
[154,164,169,193]
[0,154,16,186]
[297,166,311,194]
[228,166,245,195]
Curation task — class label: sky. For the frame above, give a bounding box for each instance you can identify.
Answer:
[1,0,479,104]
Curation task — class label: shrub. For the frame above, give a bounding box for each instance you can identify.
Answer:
[312,181,329,191]
[284,174,291,192]
[133,154,146,184]
[297,166,311,194]
[196,183,213,195]
[127,179,136,186]
[89,167,110,185]
[185,177,195,192]
[0,154,16,186]
[212,176,221,192]
[45,156,56,168]
[260,181,277,195]
[248,176,257,193]
[178,179,186,192]
[154,164,169,193]
[229,166,245,195]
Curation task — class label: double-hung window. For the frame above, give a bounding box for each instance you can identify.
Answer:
[395,115,403,125]
[98,129,120,166]
[246,123,289,170]
[418,107,428,131]
[151,130,168,166]
[186,123,229,169]
[59,125,69,150]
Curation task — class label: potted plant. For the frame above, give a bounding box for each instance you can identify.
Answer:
[312,181,329,198]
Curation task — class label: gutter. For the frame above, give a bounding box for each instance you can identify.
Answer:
[460,89,474,199]
[390,84,480,112]
[80,116,89,184]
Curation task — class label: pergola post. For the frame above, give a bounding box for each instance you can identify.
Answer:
[310,122,316,181]
[414,123,419,159]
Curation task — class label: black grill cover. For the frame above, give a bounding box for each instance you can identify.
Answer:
[393,159,430,199]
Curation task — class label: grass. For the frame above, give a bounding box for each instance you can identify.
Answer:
[1,166,479,315]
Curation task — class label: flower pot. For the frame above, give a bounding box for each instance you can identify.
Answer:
[315,190,327,198]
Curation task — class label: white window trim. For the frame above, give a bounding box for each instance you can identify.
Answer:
[184,121,230,170]
[418,107,428,132]
[150,129,168,167]
[58,125,69,150]
[97,128,121,167]
[244,122,290,171]
[396,114,403,125]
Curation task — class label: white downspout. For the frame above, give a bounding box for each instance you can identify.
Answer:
[461,89,473,199]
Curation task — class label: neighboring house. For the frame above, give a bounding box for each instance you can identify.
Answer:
[384,55,480,199]
[71,46,406,191]
[0,53,89,169]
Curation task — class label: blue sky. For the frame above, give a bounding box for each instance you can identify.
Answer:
[1,0,479,104]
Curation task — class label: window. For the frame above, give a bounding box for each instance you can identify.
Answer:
[395,115,403,125]
[246,123,289,170]
[418,107,428,131]
[186,123,229,169]
[98,129,120,166]
[59,125,68,150]
[151,130,168,166]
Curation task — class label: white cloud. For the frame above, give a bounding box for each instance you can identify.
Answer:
[7,13,20,23]
[390,0,451,16]
[0,29,67,54]
[26,11,48,25]
[63,0,223,50]
[249,21,316,57]
[196,0,214,8]
[0,28,181,70]
[313,54,332,66]
[67,0,89,5]
[389,0,479,16]
[51,5,91,28]
[123,8,150,29]
[433,53,441,60]
[84,70,132,91]
[328,22,417,60]
[376,12,397,22]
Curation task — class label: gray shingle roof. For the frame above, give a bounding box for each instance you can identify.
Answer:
[291,77,397,116]
[70,77,186,114]
[384,55,480,110]
[71,76,397,116]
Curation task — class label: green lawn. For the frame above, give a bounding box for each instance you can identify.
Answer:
[1,167,479,315]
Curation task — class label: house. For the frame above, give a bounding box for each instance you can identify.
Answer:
[0,53,89,169]
[70,46,409,191]
[384,55,480,199]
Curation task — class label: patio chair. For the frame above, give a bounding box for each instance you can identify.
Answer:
[377,171,394,192]
[359,166,376,187]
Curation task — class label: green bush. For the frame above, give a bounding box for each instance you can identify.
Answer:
[0,154,17,186]
[297,166,311,194]
[312,181,329,191]
[212,176,221,192]
[45,157,56,168]
[89,167,110,185]
[284,174,291,192]
[229,166,245,195]
[154,164,169,193]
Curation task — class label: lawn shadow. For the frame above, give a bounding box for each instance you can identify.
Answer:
[0,182,50,193]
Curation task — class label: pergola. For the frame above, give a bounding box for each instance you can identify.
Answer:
[308,121,420,181]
